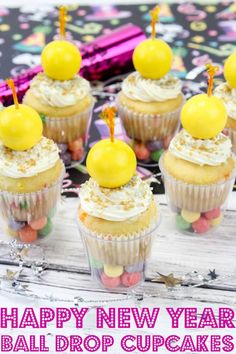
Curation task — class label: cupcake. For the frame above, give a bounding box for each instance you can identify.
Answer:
[0,80,64,243]
[117,5,184,164]
[214,52,236,153]
[160,65,236,234]
[23,7,94,164]
[77,107,159,290]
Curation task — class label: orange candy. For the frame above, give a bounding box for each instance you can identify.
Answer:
[19,225,37,243]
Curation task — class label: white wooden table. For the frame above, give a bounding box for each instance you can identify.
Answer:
[0,195,235,353]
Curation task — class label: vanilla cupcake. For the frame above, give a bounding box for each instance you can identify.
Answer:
[77,107,160,290]
[24,9,94,164]
[214,83,236,153]
[117,6,184,163]
[0,80,64,243]
[160,65,235,235]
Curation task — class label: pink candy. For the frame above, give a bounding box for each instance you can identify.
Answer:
[192,217,210,234]
[203,208,221,220]
[134,142,150,160]
[29,217,47,230]
[68,138,83,152]
[121,272,142,287]
[101,273,121,289]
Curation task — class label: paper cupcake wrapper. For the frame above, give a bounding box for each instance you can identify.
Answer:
[77,204,160,266]
[116,93,185,142]
[0,166,65,223]
[160,155,235,213]
[43,103,94,144]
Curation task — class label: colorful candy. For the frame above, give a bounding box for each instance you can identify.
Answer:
[121,272,142,287]
[101,273,121,289]
[146,140,163,152]
[176,215,191,231]
[125,263,144,273]
[38,218,53,237]
[19,225,38,243]
[9,219,26,231]
[151,149,164,162]
[68,138,83,152]
[133,142,150,161]
[90,257,103,269]
[104,264,123,278]
[181,209,200,223]
[29,217,47,230]
[203,208,221,220]
[71,149,84,161]
[192,217,210,234]
[210,215,223,227]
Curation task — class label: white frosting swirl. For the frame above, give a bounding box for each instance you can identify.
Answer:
[0,137,60,178]
[121,72,182,102]
[169,129,232,166]
[214,83,236,120]
[30,73,91,107]
[79,175,153,221]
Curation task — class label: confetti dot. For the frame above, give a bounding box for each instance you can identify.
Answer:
[82,35,94,42]
[110,19,120,25]
[0,24,10,32]
[210,41,218,48]
[77,9,86,16]
[208,30,218,37]
[192,35,205,43]
[12,34,22,41]
[190,22,207,32]
[205,6,216,13]
[20,23,29,30]
[139,5,148,12]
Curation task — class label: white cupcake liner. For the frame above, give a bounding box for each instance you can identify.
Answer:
[116,93,185,142]
[76,202,160,267]
[160,155,235,213]
[0,165,65,224]
[43,103,94,144]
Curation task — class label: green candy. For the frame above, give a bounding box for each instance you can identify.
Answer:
[176,214,191,231]
[151,149,164,162]
[39,217,53,237]
[89,256,103,269]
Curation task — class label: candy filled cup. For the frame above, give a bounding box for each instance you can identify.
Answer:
[0,166,65,243]
[77,205,160,291]
[160,155,235,235]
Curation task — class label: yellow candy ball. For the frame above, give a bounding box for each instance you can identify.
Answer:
[104,264,123,278]
[224,52,236,88]
[180,94,227,139]
[181,210,200,223]
[133,38,173,79]
[0,104,43,151]
[210,215,223,227]
[86,139,137,188]
[41,40,82,81]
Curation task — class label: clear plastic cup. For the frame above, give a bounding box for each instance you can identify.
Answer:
[77,206,160,291]
[0,166,65,243]
[160,155,235,235]
[42,102,94,164]
[117,93,185,164]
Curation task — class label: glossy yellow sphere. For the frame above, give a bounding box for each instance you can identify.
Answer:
[0,104,43,151]
[41,40,82,80]
[86,139,137,188]
[133,38,173,79]
[224,52,236,88]
[181,94,227,139]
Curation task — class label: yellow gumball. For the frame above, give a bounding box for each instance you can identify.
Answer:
[0,104,43,151]
[181,94,227,139]
[224,52,236,88]
[133,38,173,79]
[86,139,137,188]
[41,40,82,81]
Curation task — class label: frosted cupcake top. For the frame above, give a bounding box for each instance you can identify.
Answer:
[0,137,60,178]
[121,72,182,102]
[79,175,152,221]
[214,82,236,120]
[169,129,232,166]
[29,73,91,107]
